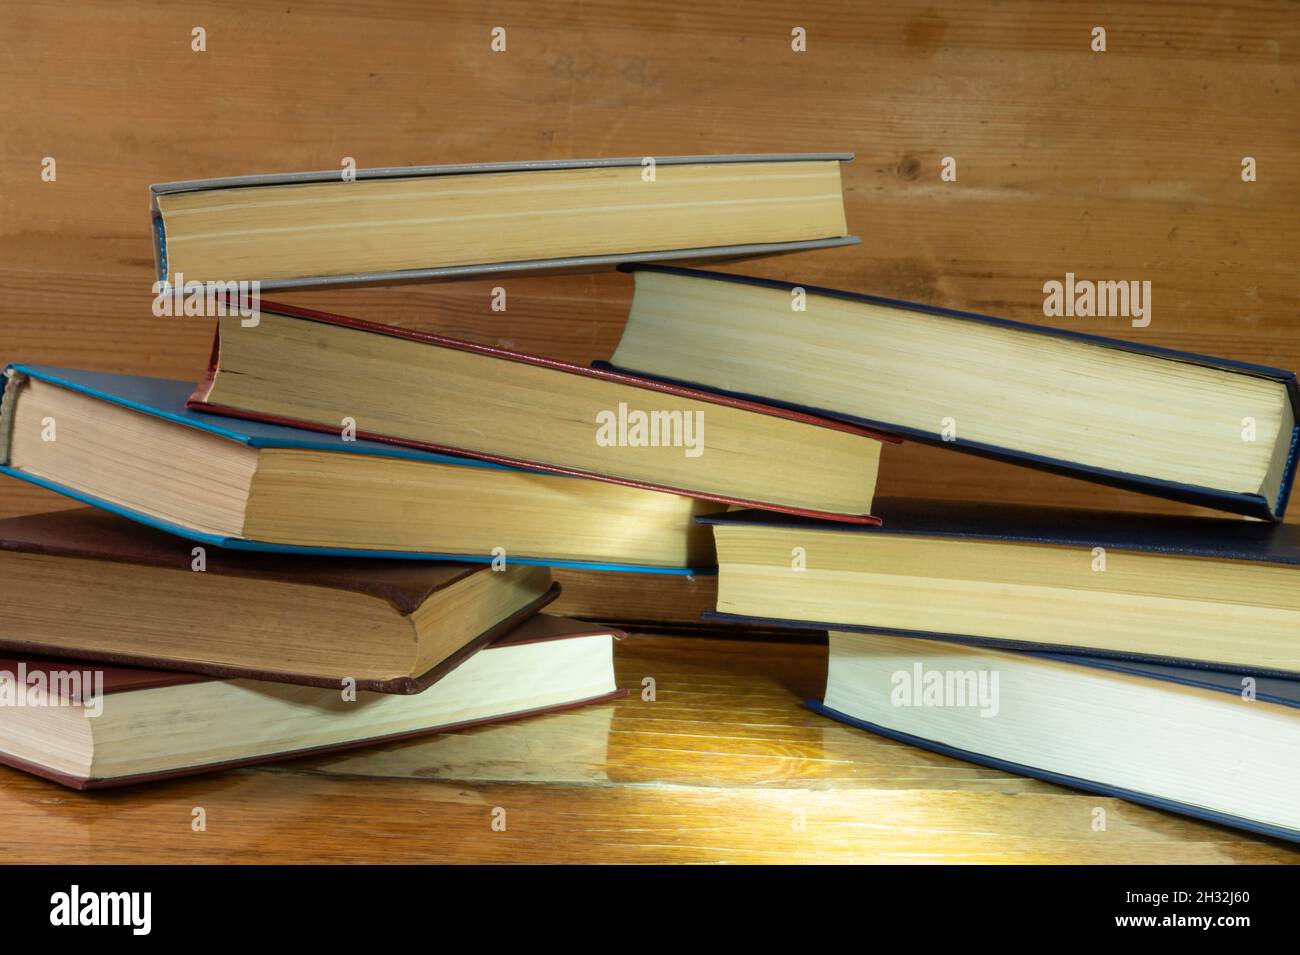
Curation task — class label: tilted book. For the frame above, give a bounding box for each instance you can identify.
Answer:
[0,507,559,692]
[150,153,859,290]
[815,631,1300,843]
[180,300,895,524]
[0,614,624,790]
[606,265,1300,521]
[0,364,725,573]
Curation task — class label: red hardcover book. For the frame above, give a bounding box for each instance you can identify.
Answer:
[186,301,896,524]
[0,613,625,790]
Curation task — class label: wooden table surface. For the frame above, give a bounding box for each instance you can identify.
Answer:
[1,2,1297,862]
[0,633,1293,864]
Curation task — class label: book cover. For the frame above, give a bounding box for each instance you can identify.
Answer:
[700,502,1300,677]
[0,505,561,692]
[181,301,896,524]
[0,614,627,791]
[150,153,861,290]
[808,649,1300,844]
[604,264,1300,522]
[0,364,713,574]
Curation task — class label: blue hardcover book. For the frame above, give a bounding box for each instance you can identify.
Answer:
[0,364,718,574]
[812,631,1300,843]
[698,501,1300,677]
[603,264,1300,521]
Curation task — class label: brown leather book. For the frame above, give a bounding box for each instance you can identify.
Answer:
[0,613,625,790]
[0,507,558,692]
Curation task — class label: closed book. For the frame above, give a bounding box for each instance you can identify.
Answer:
[701,500,1300,677]
[0,614,624,790]
[149,153,858,290]
[0,506,558,692]
[606,265,1300,520]
[1,364,723,573]
[182,300,894,523]
[815,631,1300,843]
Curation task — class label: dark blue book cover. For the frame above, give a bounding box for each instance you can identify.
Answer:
[604,264,1300,522]
[808,649,1300,844]
[699,499,1300,566]
[699,501,1300,676]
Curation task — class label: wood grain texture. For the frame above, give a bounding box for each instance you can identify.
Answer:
[0,635,1293,863]
[0,2,1298,861]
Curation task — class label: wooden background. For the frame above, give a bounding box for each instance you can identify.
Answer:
[1,1,1298,863]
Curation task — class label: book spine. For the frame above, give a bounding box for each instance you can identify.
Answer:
[0,367,26,467]
[1276,424,1300,519]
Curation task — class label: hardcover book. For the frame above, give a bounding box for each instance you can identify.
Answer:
[700,500,1300,677]
[815,631,1300,843]
[0,507,557,692]
[606,265,1300,521]
[150,153,859,289]
[0,364,724,573]
[0,614,624,790]
[181,300,894,523]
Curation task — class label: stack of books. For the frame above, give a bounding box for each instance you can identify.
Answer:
[610,265,1300,842]
[0,154,880,787]
[0,153,1297,846]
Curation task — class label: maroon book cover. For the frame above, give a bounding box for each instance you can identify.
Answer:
[0,613,627,791]
[187,300,896,525]
[0,507,559,693]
